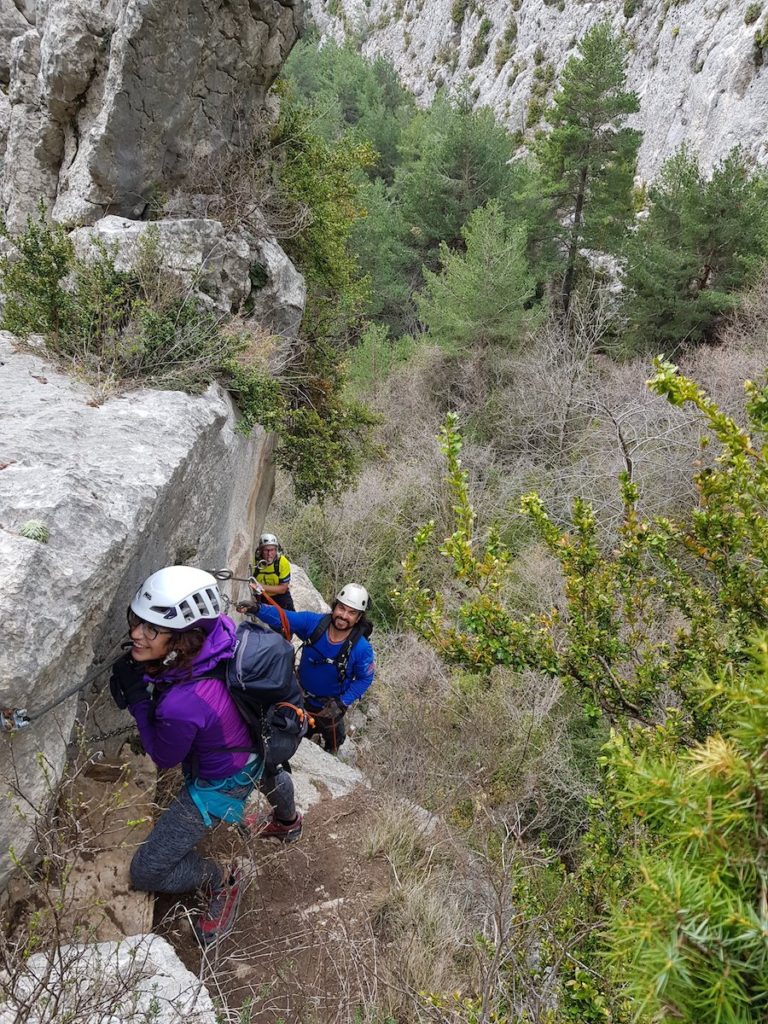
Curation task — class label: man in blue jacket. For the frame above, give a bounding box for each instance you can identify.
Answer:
[254,582,375,753]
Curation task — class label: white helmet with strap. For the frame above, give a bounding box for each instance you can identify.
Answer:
[259,532,279,548]
[131,566,222,629]
[335,582,369,612]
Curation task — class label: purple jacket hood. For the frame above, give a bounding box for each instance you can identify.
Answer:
[147,615,237,686]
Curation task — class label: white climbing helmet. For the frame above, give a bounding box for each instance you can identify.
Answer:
[131,566,222,629]
[259,533,279,548]
[335,583,369,612]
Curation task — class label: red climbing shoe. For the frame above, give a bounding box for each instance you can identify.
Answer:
[195,866,242,947]
[244,810,303,843]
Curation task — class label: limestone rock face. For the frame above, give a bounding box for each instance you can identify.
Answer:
[0,331,275,888]
[70,215,308,328]
[0,934,218,1024]
[249,236,307,339]
[0,0,303,232]
[289,563,332,614]
[308,0,768,179]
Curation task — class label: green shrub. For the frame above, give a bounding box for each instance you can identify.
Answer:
[526,96,545,126]
[468,16,492,67]
[0,205,374,504]
[0,207,74,341]
[623,0,638,17]
[19,520,50,543]
[745,2,761,24]
[450,0,469,25]
[494,16,518,70]
[0,214,227,391]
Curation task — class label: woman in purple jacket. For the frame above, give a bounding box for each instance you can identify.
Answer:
[110,565,262,946]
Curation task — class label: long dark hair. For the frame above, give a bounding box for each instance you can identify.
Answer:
[144,629,206,678]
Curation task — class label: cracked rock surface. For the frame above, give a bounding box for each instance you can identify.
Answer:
[0,0,302,232]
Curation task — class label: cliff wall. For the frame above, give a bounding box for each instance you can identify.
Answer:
[0,0,306,885]
[308,0,768,179]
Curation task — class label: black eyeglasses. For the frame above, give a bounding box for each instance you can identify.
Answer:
[127,609,174,641]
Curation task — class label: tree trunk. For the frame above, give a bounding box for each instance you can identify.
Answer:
[562,166,588,316]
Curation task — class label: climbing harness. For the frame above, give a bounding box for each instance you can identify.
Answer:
[185,756,264,827]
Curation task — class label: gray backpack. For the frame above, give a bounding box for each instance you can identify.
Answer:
[226,619,307,770]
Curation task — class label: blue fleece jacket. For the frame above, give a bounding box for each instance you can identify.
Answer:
[257,607,375,708]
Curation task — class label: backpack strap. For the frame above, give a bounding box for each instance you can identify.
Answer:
[301,616,365,698]
[304,613,332,648]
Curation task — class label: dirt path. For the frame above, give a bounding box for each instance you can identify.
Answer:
[155,789,392,1024]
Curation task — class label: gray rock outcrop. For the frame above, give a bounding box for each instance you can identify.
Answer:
[0,332,275,888]
[70,215,306,325]
[309,0,768,179]
[0,0,303,232]
[0,934,218,1024]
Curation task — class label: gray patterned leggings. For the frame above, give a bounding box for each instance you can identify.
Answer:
[130,769,296,894]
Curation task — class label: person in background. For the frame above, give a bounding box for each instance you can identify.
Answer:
[252,532,294,610]
[252,582,375,754]
[110,565,262,946]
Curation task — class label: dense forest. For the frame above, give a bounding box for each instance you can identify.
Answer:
[269,24,768,1024]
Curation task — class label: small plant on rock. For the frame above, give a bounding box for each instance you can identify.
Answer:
[745,2,761,24]
[19,520,50,543]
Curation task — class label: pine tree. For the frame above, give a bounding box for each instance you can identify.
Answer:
[622,147,768,353]
[350,176,414,329]
[534,22,640,314]
[415,200,536,351]
[606,639,768,1021]
[394,92,522,267]
[283,36,415,182]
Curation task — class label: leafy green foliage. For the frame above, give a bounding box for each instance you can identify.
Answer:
[269,100,380,499]
[274,102,374,341]
[533,22,640,312]
[605,639,768,1021]
[621,148,768,353]
[0,205,373,504]
[494,16,518,70]
[399,359,768,734]
[0,207,75,340]
[416,201,537,351]
[349,177,415,328]
[345,322,417,397]
[0,214,227,391]
[745,3,762,25]
[397,359,768,1020]
[451,0,471,26]
[19,520,50,543]
[468,16,492,68]
[272,338,378,503]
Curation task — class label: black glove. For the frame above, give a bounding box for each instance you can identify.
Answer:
[110,654,150,709]
[313,697,346,722]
